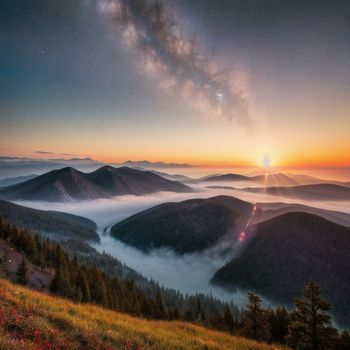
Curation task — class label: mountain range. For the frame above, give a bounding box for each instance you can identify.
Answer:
[211,212,350,327]
[202,172,326,186]
[243,183,350,201]
[111,195,252,254]
[0,156,194,179]
[0,166,191,202]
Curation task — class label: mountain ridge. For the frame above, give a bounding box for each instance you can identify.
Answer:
[243,183,350,201]
[0,199,99,241]
[0,166,191,202]
[111,195,252,254]
[212,211,350,327]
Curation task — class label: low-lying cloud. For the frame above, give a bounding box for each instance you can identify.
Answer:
[15,184,350,307]
[93,230,246,304]
[35,150,86,157]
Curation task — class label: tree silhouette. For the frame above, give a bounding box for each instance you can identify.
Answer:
[269,306,290,343]
[16,256,29,285]
[241,292,270,341]
[223,304,235,333]
[50,265,71,297]
[286,281,337,350]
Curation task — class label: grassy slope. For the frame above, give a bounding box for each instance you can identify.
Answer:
[0,279,284,350]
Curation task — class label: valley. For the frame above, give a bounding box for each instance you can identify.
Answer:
[1,165,349,329]
[2,1,349,347]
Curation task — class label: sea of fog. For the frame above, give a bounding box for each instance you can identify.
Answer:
[15,183,350,307]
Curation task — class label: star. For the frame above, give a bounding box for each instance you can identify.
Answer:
[216,92,224,104]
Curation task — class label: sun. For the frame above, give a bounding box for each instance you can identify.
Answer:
[262,154,271,168]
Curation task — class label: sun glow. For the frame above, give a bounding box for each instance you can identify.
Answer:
[262,154,271,168]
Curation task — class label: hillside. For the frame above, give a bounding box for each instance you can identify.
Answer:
[0,200,98,241]
[251,202,350,226]
[203,173,300,186]
[0,174,37,188]
[0,239,53,291]
[0,279,280,350]
[243,183,350,201]
[212,212,350,327]
[0,166,191,202]
[111,195,252,254]
[203,173,250,182]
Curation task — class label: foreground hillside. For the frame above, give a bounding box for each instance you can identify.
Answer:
[0,166,191,202]
[0,279,280,350]
[111,195,252,253]
[212,212,350,328]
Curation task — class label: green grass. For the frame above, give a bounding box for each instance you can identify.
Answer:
[0,278,287,350]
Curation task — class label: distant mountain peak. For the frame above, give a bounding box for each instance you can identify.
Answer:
[0,166,191,202]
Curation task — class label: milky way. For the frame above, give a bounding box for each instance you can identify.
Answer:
[98,0,252,127]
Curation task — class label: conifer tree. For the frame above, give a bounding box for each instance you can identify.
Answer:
[242,292,271,341]
[209,310,223,330]
[91,268,108,306]
[223,304,235,333]
[195,297,202,320]
[286,281,337,350]
[16,256,29,285]
[50,265,71,297]
[23,233,38,260]
[1,245,10,277]
[184,309,194,321]
[269,306,290,343]
[337,331,350,350]
[155,291,166,319]
[77,269,91,302]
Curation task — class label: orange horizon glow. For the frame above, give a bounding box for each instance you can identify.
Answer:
[1,149,349,170]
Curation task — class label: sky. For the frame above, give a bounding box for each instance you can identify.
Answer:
[1,0,349,167]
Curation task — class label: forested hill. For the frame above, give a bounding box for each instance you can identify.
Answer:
[111,195,253,253]
[0,199,99,241]
[212,212,350,328]
[0,215,242,334]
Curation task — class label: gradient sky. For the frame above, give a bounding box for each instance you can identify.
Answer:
[1,0,349,166]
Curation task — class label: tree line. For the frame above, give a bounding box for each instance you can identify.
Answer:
[1,216,349,349]
[0,217,239,330]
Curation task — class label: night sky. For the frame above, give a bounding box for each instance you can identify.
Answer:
[1,0,349,166]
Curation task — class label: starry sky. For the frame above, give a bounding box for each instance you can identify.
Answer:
[1,0,349,166]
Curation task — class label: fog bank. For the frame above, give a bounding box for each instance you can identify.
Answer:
[14,184,350,307]
[92,228,246,304]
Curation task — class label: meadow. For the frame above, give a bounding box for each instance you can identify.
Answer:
[0,279,286,350]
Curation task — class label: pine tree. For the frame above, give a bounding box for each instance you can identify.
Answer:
[194,297,203,321]
[184,309,194,321]
[223,304,235,333]
[286,281,337,350]
[76,269,91,302]
[269,306,290,343]
[155,291,166,319]
[1,244,10,277]
[50,265,71,297]
[16,256,29,285]
[24,233,38,260]
[209,310,223,330]
[337,331,350,350]
[91,269,108,306]
[242,292,271,341]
